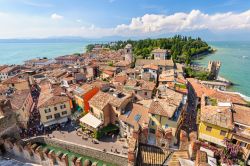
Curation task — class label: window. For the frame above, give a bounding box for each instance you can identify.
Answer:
[220,130,227,136]
[60,104,66,109]
[144,92,148,96]
[206,126,212,132]
[44,108,51,113]
[54,107,57,111]
[134,90,137,94]
[90,107,93,113]
[149,128,155,134]
[54,113,61,119]
[46,115,52,120]
[165,124,169,128]
[240,142,247,147]
[62,111,67,115]
[151,121,155,126]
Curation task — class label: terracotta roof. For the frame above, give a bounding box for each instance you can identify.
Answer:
[114,60,130,67]
[143,64,158,70]
[159,74,175,82]
[74,84,97,96]
[63,76,75,81]
[125,79,138,87]
[38,85,70,108]
[188,78,246,104]
[2,75,27,85]
[210,91,247,105]
[139,80,156,91]
[0,65,8,72]
[149,88,183,117]
[55,55,79,60]
[0,66,16,73]
[88,91,111,110]
[90,80,111,90]
[89,91,131,110]
[113,74,127,84]
[102,70,114,76]
[100,66,116,72]
[151,48,168,54]
[187,78,214,98]
[149,99,180,118]
[0,85,8,93]
[233,104,250,126]
[136,59,174,67]
[125,67,141,74]
[119,103,149,128]
[3,89,31,111]
[200,96,233,129]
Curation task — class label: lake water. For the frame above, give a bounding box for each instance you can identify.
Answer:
[0,41,91,65]
[194,41,250,97]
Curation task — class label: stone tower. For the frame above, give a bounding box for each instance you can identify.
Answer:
[124,44,133,63]
[207,61,221,80]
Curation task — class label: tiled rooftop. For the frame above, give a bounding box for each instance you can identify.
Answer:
[119,103,149,129]
[200,96,233,129]
[233,104,250,126]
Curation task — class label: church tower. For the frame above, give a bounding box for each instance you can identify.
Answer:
[124,44,133,63]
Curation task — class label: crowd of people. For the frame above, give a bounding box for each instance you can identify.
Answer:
[181,92,198,134]
[20,85,43,138]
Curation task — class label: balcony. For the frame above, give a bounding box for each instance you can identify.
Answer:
[199,133,225,147]
[233,126,250,139]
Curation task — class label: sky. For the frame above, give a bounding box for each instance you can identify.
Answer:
[0,0,250,40]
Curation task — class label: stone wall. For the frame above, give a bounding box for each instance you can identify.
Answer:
[27,136,128,166]
[0,114,19,138]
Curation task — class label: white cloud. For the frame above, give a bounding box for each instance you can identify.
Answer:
[1,10,250,38]
[51,13,63,20]
[114,10,250,36]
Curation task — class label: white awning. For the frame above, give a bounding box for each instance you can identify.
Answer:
[80,113,102,129]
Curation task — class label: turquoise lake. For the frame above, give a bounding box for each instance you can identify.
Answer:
[0,41,90,65]
[194,41,250,97]
[0,41,249,97]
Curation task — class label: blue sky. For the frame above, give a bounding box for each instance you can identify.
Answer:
[0,0,250,39]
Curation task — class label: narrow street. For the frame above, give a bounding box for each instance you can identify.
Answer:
[180,88,198,134]
[21,84,42,138]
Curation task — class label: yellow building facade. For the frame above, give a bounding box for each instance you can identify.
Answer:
[149,114,178,132]
[198,121,232,147]
[39,99,72,126]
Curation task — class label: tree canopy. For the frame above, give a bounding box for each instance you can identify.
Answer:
[86,35,211,65]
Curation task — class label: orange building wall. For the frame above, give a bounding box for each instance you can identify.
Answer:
[69,99,73,109]
[83,87,99,112]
